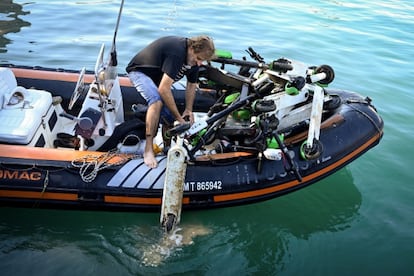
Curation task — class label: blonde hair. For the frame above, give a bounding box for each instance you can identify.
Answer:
[188,35,215,61]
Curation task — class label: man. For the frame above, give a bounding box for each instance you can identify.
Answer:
[126,35,215,168]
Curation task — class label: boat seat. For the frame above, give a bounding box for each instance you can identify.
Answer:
[0,68,53,145]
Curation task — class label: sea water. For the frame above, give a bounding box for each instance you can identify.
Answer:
[1,0,413,275]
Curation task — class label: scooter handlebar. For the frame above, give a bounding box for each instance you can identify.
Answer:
[166,122,192,137]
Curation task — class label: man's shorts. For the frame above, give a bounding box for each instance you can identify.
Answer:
[128,71,174,125]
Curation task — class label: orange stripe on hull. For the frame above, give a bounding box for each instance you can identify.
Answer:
[104,195,190,205]
[10,67,133,87]
[0,144,130,164]
[104,195,161,205]
[195,151,253,161]
[0,190,191,207]
[0,190,78,201]
[214,132,382,203]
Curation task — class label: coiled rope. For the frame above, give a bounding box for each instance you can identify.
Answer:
[71,135,142,182]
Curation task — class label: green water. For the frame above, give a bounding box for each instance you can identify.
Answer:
[1,0,413,275]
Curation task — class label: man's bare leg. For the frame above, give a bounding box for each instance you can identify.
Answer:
[144,101,162,168]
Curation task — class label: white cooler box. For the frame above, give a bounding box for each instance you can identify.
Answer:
[0,68,55,147]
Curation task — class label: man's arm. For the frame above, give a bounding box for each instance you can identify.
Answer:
[182,82,197,124]
[158,73,185,123]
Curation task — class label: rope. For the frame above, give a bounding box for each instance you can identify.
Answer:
[41,170,49,195]
[71,149,138,183]
[345,98,383,134]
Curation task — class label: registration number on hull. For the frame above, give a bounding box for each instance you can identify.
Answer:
[184,181,223,192]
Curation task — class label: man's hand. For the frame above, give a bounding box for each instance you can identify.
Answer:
[182,109,194,124]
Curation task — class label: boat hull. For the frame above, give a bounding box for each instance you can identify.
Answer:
[0,65,383,211]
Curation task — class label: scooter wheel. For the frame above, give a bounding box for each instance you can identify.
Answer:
[315,65,335,85]
[300,139,323,160]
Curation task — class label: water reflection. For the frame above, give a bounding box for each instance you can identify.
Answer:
[0,0,30,53]
[182,167,361,274]
[0,168,360,274]
[139,224,212,267]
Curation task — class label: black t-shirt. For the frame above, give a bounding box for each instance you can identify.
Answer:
[126,36,199,85]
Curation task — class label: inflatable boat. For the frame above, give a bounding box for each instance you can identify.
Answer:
[0,46,383,220]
